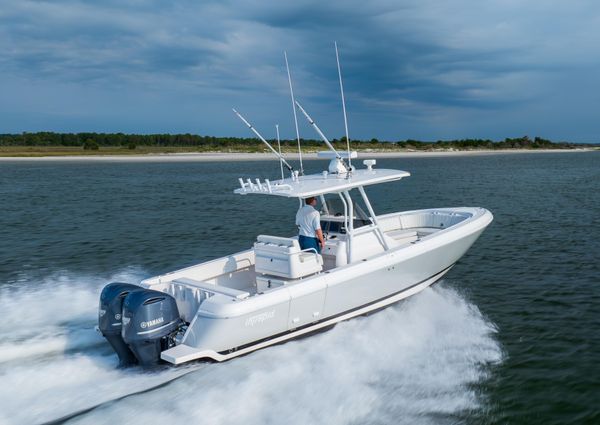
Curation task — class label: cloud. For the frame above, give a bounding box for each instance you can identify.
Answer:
[1,0,599,141]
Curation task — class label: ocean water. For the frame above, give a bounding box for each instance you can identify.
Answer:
[0,152,598,424]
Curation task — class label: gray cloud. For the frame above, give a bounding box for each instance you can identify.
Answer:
[1,0,599,141]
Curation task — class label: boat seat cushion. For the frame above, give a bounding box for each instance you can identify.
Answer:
[255,235,300,252]
[254,235,322,279]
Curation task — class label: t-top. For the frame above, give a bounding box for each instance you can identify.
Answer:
[295,205,321,238]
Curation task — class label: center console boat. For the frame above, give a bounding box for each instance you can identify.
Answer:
[98,153,493,366]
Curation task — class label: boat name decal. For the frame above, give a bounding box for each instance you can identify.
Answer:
[245,310,275,327]
[140,317,164,329]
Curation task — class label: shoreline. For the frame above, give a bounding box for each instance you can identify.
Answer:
[0,148,595,162]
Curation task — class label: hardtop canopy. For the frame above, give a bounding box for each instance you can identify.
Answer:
[234,168,410,198]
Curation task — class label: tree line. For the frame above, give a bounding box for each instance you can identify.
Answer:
[0,132,583,150]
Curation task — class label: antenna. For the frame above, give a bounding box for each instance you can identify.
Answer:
[295,100,345,162]
[232,108,294,172]
[335,41,352,171]
[284,51,304,175]
[276,124,284,180]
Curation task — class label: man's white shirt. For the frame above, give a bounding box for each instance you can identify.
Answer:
[296,205,321,237]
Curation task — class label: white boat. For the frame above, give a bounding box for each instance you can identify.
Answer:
[98,152,493,366]
[97,47,493,367]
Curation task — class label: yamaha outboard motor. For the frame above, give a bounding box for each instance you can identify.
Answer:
[122,289,183,366]
[98,282,142,366]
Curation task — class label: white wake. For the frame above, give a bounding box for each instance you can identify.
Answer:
[0,272,502,425]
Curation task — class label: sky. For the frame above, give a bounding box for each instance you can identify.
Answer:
[1,0,600,142]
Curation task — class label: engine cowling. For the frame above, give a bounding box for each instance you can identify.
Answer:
[98,282,142,366]
[122,289,183,366]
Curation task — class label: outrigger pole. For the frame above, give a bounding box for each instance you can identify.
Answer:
[232,109,294,173]
[335,41,352,171]
[275,124,284,181]
[294,101,343,160]
[284,51,304,175]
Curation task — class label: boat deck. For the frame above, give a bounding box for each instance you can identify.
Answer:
[141,208,475,322]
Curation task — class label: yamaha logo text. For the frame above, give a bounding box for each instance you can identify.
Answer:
[140,317,165,329]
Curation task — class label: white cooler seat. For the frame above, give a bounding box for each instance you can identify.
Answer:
[254,235,323,279]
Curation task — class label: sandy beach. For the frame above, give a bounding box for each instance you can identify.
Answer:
[0,148,595,162]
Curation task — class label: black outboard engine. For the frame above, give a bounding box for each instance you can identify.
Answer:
[122,289,183,367]
[98,282,142,366]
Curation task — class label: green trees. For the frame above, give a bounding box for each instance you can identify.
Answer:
[83,139,99,150]
[0,132,585,150]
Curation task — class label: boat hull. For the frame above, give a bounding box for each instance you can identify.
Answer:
[161,263,453,364]
[160,207,492,364]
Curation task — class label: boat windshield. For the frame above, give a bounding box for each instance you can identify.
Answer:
[319,197,371,234]
[320,197,370,221]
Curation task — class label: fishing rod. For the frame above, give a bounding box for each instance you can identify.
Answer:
[232,108,295,173]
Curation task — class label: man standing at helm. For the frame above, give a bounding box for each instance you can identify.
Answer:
[296,196,325,254]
